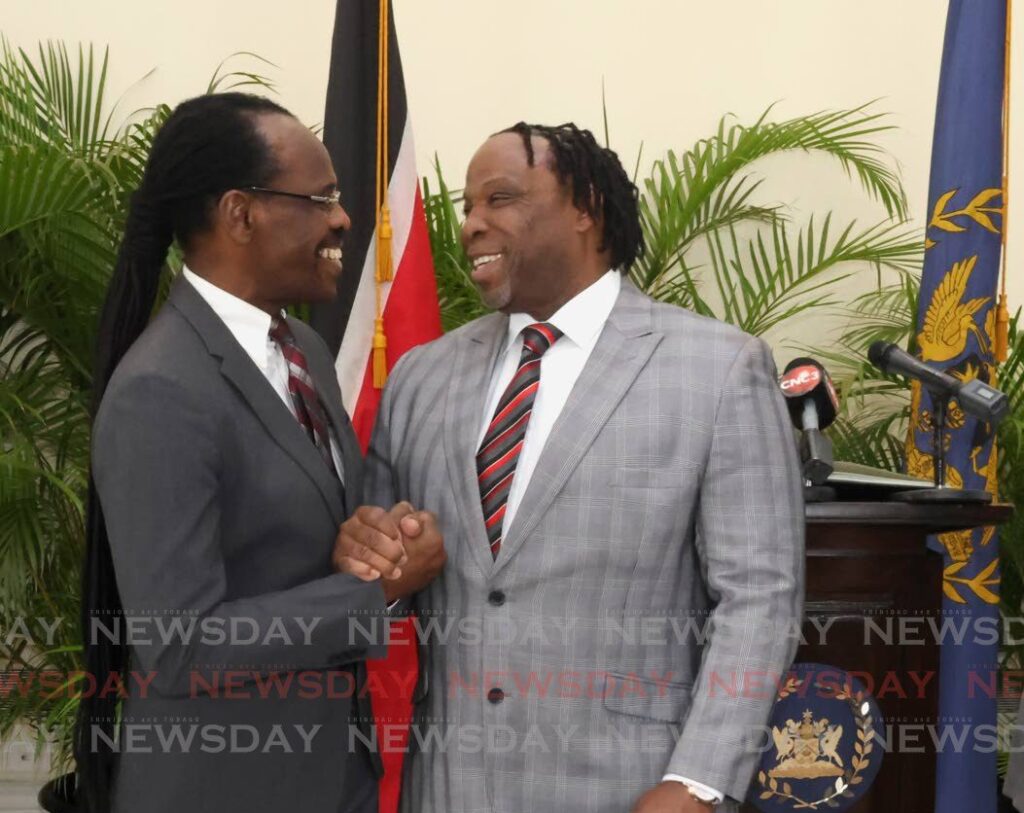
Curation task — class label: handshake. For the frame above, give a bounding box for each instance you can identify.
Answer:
[331,501,447,603]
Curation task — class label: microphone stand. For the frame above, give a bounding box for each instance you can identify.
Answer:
[892,388,991,504]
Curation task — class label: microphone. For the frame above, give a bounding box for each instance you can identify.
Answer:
[780,358,839,432]
[779,358,839,486]
[867,341,1009,424]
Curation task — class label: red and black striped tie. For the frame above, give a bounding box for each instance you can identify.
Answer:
[476,322,563,558]
[269,316,337,476]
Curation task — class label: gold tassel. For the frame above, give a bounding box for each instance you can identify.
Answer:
[995,291,1010,362]
[372,317,388,388]
[376,205,393,282]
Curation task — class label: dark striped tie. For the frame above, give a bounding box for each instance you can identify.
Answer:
[476,322,563,558]
[269,316,337,476]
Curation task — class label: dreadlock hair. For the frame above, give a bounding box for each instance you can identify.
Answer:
[499,121,644,271]
[76,92,290,813]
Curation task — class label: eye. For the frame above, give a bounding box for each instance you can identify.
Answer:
[488,192,512,205]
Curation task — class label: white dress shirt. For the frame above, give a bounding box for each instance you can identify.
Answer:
[475,268,722,804]
[182,267,344,480]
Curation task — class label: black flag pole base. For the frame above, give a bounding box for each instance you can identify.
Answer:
[891,486,992,504]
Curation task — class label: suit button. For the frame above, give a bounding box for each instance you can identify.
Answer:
[488,590,506,606]
[487,687,504,704]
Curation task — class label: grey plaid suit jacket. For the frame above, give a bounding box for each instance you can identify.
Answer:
[366,279,804,813]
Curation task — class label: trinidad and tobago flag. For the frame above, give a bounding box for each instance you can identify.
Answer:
[314,2,441,811]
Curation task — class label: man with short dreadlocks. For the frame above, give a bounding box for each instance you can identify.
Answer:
[335,122,804,813]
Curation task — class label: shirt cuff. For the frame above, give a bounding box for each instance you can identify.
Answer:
[386,598,401,613]
[661,774,724,804]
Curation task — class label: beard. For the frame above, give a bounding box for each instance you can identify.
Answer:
[475,271,514,312]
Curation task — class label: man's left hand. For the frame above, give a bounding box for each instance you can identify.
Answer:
[630,782,715,812]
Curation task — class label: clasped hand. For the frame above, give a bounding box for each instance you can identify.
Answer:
[332,501,446,602]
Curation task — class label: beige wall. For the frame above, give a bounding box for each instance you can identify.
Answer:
[4,0,1023,347]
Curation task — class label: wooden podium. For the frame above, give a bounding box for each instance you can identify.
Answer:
[741,501,1012,813]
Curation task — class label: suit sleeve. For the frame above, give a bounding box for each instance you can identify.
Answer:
[664,336,805,800]
[362,352,419,620]
[92,371,388,698]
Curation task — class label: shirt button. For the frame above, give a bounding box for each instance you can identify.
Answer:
[487,687,505,704]
[487,590,506,606]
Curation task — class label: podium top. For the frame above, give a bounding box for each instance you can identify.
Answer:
[806,501,1013,531]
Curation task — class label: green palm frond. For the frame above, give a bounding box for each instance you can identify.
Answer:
[802,269,920,405]
[0,144,119,375]
[0,144,113,239]
[0,40,115,160]
[206,51,279,95]
[635,103,909,290]
[635,150,778,291]
[698,215,921,337]
[707,103,908,219]
[828,270,919,356]
[828,413,907,471]
[105,103,172,194]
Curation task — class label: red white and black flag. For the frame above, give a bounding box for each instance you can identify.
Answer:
[315,3,441,811]
[314,0,441,446]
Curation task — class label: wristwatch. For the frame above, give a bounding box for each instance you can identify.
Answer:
[683,782,718,808]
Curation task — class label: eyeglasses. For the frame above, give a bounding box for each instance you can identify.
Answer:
[244,186,342,209]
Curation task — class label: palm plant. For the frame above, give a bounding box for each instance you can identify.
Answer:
[0,40,151,768]
[0,40,274,771]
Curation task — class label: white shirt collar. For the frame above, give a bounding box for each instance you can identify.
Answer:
[182,266,281,373]
[505,269,622,353]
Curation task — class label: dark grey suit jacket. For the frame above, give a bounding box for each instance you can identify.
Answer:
[92,275,387,813]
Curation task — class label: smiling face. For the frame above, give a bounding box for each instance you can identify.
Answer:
[243,113,351,311]
[460,132,602,320]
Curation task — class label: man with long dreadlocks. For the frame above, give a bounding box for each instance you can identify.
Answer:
[334,122,804,812]
[80,93,444,813]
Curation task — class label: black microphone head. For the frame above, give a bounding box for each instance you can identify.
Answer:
[779,357,839,429]
[867,341,893,370]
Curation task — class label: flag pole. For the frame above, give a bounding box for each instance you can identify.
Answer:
[996,0,1013,362]
[373,0,392,387]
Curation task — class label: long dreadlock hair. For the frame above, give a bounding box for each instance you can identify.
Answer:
[499,121,644,271]
[76,91,290,813]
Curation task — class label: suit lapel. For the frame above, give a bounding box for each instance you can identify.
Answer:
[443,314,509,580]
[168,276,346,527]
[493,280,662,574]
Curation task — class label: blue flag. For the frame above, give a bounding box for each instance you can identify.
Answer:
[906,2,1006,811]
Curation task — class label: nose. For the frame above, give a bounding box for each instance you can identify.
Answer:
[329,202,352,233]
[460,207,485,249]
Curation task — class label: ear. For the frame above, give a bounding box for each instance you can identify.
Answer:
[573,185,601,235]
[574,206,596,235]
[217,189,256,245]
